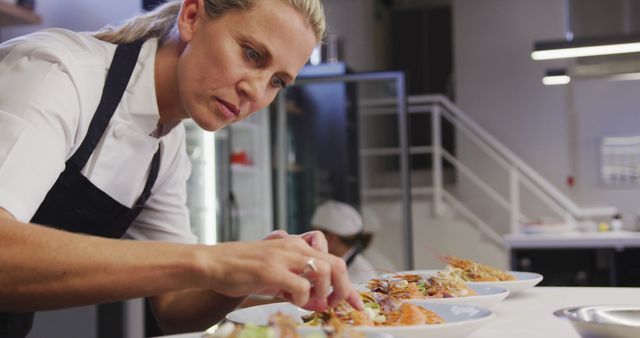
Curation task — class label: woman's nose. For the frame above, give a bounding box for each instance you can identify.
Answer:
[238,75,268,103]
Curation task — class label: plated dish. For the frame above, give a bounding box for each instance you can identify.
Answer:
[387,255,543,294]
[226,299,494,338]
[362,273,508,308]
[438,255,516,282]
[206,312,377,338]
[304,292,445,327]
[396,269,543,294]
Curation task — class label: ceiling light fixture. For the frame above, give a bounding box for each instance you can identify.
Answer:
[606,72,640,82]
[542,69,570,86]
[531,35,640,60]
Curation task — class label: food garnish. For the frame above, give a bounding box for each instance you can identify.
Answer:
[367,273,476,299]
[303,292,444,327]
[205,312,364,338]
[439,255,515,282]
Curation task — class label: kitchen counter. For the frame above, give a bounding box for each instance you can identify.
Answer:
[155,287,640,338]
[468,286,640,337]
[505,231,640,249]
[506,233,640,286]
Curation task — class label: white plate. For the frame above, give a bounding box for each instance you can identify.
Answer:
[390,270,543,295]
[155,326,393,338]
[357,283,509,308]
[522,223,572,234]
[226,302,494,338]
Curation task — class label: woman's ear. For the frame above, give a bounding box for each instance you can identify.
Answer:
[177,0,202,42]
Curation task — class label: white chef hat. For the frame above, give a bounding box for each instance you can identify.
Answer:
[311,200,363,237]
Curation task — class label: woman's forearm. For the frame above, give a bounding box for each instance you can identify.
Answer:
[0,213,206,312]
[0,208,363,325]
[149,289,246,334]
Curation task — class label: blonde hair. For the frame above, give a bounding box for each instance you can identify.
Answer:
[93,0,326,44]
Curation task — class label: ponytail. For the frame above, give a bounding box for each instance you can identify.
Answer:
[93,0,181,44]
[93,0,325,46]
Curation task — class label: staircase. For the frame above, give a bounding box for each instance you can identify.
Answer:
[360,94,618,271]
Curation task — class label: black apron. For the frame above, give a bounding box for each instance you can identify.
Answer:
[0,40,162,338]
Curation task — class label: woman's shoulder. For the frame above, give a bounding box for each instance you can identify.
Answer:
[0,29,118,148]
[0,28,115,68]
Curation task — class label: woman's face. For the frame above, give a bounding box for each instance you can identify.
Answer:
[177,0,317,131]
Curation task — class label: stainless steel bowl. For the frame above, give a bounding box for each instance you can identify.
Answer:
[554,305,640,338]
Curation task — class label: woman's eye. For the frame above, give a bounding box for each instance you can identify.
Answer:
[271,77,286,88]
[245,47,261,63]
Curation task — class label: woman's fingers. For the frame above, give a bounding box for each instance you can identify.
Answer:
[263,229,289,240]
[264,241,343,310]
[299,230,328,253]
[300,257,330,310]
[326,256,351,307]
[345,287,365,310]
[301,251,362,311]
[270,269,312,307]
[206,237,358,310]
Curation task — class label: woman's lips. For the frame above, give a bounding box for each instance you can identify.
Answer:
[216,98,239,120]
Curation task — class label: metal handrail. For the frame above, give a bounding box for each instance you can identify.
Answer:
[411,94,617,228]
[440,149,527,221]
[358,94,617,235]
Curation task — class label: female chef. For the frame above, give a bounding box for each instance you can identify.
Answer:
[0,0,362,336]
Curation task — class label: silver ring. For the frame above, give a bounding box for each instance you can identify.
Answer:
[303,257,318,275]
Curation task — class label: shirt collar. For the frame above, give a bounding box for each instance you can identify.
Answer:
[122,38,167,137]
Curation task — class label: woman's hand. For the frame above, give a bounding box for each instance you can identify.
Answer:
[200,236,364,311]
[264,229,328,253]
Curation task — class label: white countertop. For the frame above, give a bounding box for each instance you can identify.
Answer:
[505,231,640,249]
[156,287,640,338]
[468,287,640,337]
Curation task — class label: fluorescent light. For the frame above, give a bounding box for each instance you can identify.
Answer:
[532,42,640,60]
[532,35,640,60]
[543,75,571,85]
[607,72,640,81]
[542,69,570,85]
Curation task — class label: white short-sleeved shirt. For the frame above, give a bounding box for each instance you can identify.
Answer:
[0,28,197,244]
[343,248,378,284]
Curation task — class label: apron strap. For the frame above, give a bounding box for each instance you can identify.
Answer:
[134,144,161,209]
[66,40,145,171]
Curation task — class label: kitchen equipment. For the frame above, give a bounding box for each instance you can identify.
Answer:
[554,305,640,338]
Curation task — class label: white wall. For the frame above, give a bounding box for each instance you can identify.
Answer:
[453,0,640,227]
[573,79,640,220]
[1,0,140,41]
[453,0,569,194]
[322,0,390,71]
